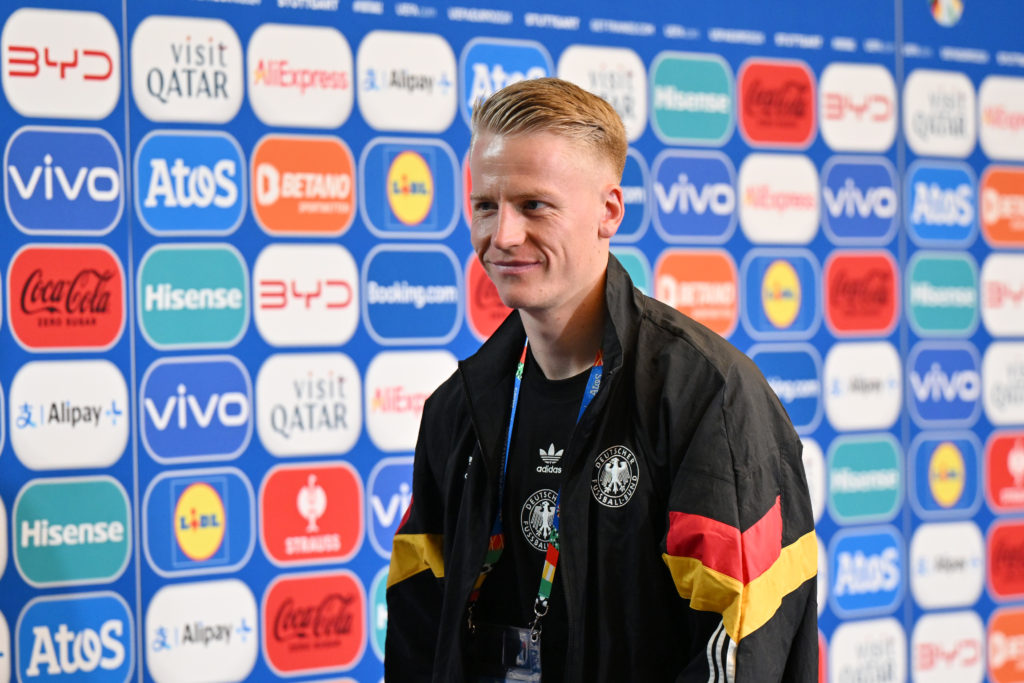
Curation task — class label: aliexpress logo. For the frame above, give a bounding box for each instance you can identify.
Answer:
[654,249,738,337]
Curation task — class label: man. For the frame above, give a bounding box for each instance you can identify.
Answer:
[386,77,817,682]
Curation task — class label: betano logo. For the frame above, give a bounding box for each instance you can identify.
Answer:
[989,607,1024,683]
[910,435,981,518]
[738,58,816,149]
[910,522,984,610]
[986,431,1024,514]
[654,249,737,337]
[827,436,902,524]
[742,251,819,339]
[824,251,899,336]
[982,253,1024,337]
[651,149,736,244]
[905,160,977,247]
[1,8,120,120]
[908,343,981,427]
[458,38,551,127]
[648,51,733,146]
[818,62,897,153]
[251,135,355,236]
[981,165,1024,248]
[979,75,1024,162]
[364,351,458,452]
[821,157,898,244]
[738,153,819,244]
[558,44,647,142]
[908,252,979,337]
[137,244,248,350]
[829,525,904,618]
[5,126,123,236]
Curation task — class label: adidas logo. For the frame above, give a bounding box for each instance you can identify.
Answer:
[539,443,563,464]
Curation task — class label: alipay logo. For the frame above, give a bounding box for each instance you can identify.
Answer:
[367,456,413,559]
[908,343,982,428]
[905,161,977,247]
[651,150,736,243]
[17,592,133,683]
[5,126,123,235]
[829,526,904,618]
[821,156,898,244]
[134,130,245,236]
[749,344,822,433]
[459,38,551,126]
[140,356,252,464]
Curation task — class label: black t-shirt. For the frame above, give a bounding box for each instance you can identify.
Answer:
[475,350,591,681]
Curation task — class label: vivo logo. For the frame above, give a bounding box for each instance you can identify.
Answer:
[910,365,981,403]
[652,150,736,243]
[823,179,896,219]
[908,343,982,427]
[655,174,734,215]
[144,385,249,431]
[367,456,414,558]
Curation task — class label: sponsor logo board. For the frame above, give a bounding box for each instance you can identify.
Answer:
[10,360,128,470]
[558,44,647,142]
[741,250,820,340]
[908,342,982,428]
[909,434,981,518]
[827,435,902,524]
[824,342,901,431]
[248,23,353,129]
[465,255,511,342]
[134,130,245,236]
[357,30,456,133]
[365,351,457,452]
[989,519,1024,601]
[824,251,899,337]
[829,618,906,683]
[1,8,120,119]
[0,608,7,683]
[908,252,979,337]
[986,431,1024,514]
[829,525,904,618]
[0,494,6,582]
[367,456,413,558]
[989,607,1024,683]
[260,462,363,566]
[654,249,737,337]
[611,248,651,296]
[256,353,362,457]
[912,611,984,683]
[905,160,977,247]
[5,126,123,236]
[911,521,985,609]
[7,244,125,352]
[13,476,130,587]
[651,150,736,244]
[981,165,1024,248]
[821,156,898,244]
[131,15,243,123]
[983,343,1024,426]
[369,566,388,661]
[982,253,1024,337]
[137,244,248,349]
[459,38,551,127]
[145,579,258,683]
[613,149,651,242]
[818,62,897,153]
[738,153,819,244]
[979,75,1024,161]
[262,571,366,675]
[903,69,976,158]
[143,468,255,577]
[649,51,733,146]
[253,243,358,347]
[738,58,815,148]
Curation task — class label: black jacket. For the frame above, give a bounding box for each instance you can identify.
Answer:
[386,257,818,682]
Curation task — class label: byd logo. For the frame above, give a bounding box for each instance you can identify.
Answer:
[818,62,897,153]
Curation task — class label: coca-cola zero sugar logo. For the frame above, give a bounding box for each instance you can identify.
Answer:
[7,244,125,351]
[738,58,816,148]
[824,251,899,336]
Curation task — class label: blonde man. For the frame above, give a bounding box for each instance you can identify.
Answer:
[387,78,817,682]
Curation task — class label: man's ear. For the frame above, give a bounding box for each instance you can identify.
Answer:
[598,184,624,239]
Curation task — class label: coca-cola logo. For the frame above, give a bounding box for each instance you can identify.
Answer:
[8,245,125,350]
[262,571,366,674]
[739,59,816,148]
[825,252,898,336]
[744,78,810,125]
[990,521,1024,600]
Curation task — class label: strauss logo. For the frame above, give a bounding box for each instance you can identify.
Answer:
[297,474,327,532]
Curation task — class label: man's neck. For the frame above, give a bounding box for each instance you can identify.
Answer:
[520,277,606,381]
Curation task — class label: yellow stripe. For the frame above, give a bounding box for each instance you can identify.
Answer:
[662,530,817,643]
[542,563,555,583]
[388,533,445,588]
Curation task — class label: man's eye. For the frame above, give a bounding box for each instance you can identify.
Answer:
[523,200,545,211]
[473,201,495,213]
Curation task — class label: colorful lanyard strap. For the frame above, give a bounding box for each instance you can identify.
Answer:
[466,339,604,642]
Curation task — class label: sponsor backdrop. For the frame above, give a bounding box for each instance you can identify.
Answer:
[0,0,1021,681]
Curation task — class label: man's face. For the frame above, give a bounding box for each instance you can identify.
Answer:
[469,130,622,321]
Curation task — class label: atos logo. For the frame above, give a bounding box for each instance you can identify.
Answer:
[821,157,898,244]
[649,51,734,146]
[140,356,253,464]
[989,520,1024,601]
[912,612,984,683]
[741,250,820,340]
[459,38,551,126]
[908,252,979,337]
[5,126,123,236]
[824,251,899,336]
[989,608,1024,683]
[986,432,1024,514]
[367,456,413,559]
[828,436,902,524]
[1,8,120,120]
[910,434,981,518]
[615,149,651,242]
[829,526,904,618]
[363,246,462,346]
[134,131,245,236]
[748,345,822,433]
[738,58,816,149]
[651,150,736,244]
[359,138,459,238]
[818,62,897,153]
[143,468,254,577]
[911,522,984,609]
[465,256,511,342]
[654,249,738,337]
[906,162,977,247]
[908,343,981,428]
[981,165,1024,248]
[17,592,132,683]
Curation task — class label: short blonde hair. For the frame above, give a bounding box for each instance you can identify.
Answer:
[471,77,627,179]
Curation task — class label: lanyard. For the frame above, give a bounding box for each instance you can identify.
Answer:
[467,339,603,641]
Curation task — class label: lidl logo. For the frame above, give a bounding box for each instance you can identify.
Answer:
[654,249,737,337]
[988,520,1024,600]
[465,255,511,342]
[364,351,457,452]
[369,566,388,661]
[251,135,356,236]
[818,62,897,153]
[981,165,1024,248]
[143,468,253,577]
[738,58,816,148]
[979,75,1024,162]
[824,251,899,336]
[989,607,1024,683]
[649,51,733,145]
[137,244,248,349]
[362,245,461,345]
[558,44,647,142]
[821,157,898,244]
[614,149,650,242]
[17,592,132,682]
[910,522,984,610]
[905,161,976,247]
[367,456,413,559]
[134,130,245,236]
[748,344,822,433]
[910,435,980,518]
[13,476,130,587]
[829,526,904,618]
[982,253,1024,337]
[903,69,976,158]
[738,153,820,244]
[359,138,458,238]
[5,126,123,236]
[828,436,902,524]
[651,150,736,244]
[611,248,651,296]
[459,38,551,126]
[907,252,979,337]
[742,250,819,339]
[259,463,363,566]
[908,343,981,427]
[986,432,1024,514]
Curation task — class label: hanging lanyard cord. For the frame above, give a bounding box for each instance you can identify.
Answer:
[466,339,604,642]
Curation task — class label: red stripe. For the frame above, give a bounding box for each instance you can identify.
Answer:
[396,495,414,532]
[666,496,782,584]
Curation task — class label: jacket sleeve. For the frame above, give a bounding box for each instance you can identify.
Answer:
[385,392,448,682]
[660,359,818,682]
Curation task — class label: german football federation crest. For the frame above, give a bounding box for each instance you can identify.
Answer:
[591,445,640,508]
[521,489,558,551]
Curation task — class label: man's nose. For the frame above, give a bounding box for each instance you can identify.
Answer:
[491,204,525,249]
